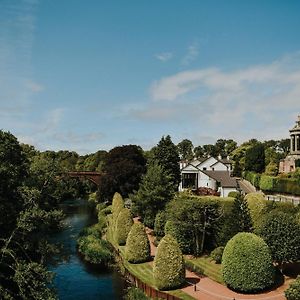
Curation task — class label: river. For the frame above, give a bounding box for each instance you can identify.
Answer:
[49,199,125,300]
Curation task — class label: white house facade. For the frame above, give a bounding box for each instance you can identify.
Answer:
[179,156,238,197]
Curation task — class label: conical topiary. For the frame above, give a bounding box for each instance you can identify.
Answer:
[153,234,185,290]
[115,208,133,245]
[222,232,275,293]
[125,223,150,263]
[111,192,124,224]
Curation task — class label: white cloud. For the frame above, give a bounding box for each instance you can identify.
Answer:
[181,42,199,66]
[155,52,173,62]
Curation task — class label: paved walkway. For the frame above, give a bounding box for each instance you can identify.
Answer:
[134,218,287,300]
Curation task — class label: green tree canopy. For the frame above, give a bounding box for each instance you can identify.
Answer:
[177,139,194,160]
[244,142,265,173]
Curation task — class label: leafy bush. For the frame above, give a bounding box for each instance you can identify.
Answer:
[285,275,300,300]
[153,234,185,290]
[115,208,133,245]
[125,287,150,300]
[257,211,300,265]
[227,191,240,198]
[210,246,224,264]
[259,175,276,191]
[154,210,167,238]
[77,234,113,265]
[222,232,275,293]
[125,223,150,263]
[164,220,193,254]
[101,205,112,215]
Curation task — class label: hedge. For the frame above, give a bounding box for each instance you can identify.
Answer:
[222,232,275,293]
[210,246,224,264]
[154,211,167,238]
[153,234,185,290]
[115,208,133,245]
[125,223,150,263]
[112,192,125,223]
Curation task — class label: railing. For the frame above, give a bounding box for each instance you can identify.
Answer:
[265,194,300,205]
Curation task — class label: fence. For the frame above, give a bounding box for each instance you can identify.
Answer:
[265,194,300,205]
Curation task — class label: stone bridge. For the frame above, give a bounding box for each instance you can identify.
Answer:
[67,171,102,186]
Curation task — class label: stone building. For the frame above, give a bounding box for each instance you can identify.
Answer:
[279,115,300,173]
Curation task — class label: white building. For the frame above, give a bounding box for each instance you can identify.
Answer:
[179,156,238,197]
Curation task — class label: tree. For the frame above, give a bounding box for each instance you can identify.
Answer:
[152,135,180,192]
[153,234,185,290]
[257,211,300,268]
[222,232,275,293]
[115,208,133,245]
[125,223,150,263]
[244,142,265,173]
[98,145,147,202]
[131,162,174,228]
[194,145,204,158]
[177,139,193,160]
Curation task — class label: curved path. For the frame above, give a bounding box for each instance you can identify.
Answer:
[135,218,288,300]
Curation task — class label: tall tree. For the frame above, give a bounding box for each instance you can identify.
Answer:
[152,135,180,192]
[194,145,204,158]
[99,145,147,202]
[131,162,174,227]
[177,139,194,160]
[244,142,265,173]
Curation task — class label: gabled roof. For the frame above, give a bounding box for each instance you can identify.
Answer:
[181,163,200,172]
[219,158,233,164]
[195,156,218,168]
[201,170,238,188]
[210,160,228,168]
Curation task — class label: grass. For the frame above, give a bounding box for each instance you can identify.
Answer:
[185,255,224,284]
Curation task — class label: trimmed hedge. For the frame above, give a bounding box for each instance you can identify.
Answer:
[154,210,167,238]
[115,208,133,245]
[210,246,224,264]
[222,232,275,293]
[112,192,125,223]
[125,223,150,263]
[153,234,185,290]
[285,275,300,300]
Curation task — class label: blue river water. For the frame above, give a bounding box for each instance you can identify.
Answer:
[48,199,125,300]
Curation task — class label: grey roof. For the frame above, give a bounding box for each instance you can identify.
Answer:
[201,170,238,188]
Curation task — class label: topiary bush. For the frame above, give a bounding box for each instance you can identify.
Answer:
[125,223,150,263]
[112,192,124,223]
[210,246,224,264]
[115,208,133,245]
[154,210,167,238]
[222,232,275,293]
[153,234,185,290]
[227,191,240,198]
[285,275,300,300]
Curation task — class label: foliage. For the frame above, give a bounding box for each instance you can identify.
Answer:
[112,192,125,223]
[177,139,194,160]
[166,194,222,255]
[125,287,150,300]
[245,192,269,230]
[131,162,174,228]
[153,234,185,290]
[77,234,113,265]
[125,223,150,263]
[222,232,275,293]
[244,142,265,173]
[115,208,133,245]
[227,191,240,198]
[285,275,300,300]
[154,210,167,238]
[257,211,300,266]
[210,246,224,264]
[164,221,194,254]
[98,145,147,202]
[151,135,181,192]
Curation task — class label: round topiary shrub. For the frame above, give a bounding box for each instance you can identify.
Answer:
[210,246,224,264]
[222,232,275,293]
[285,275,300,300]
[153,234,185,290]
[125,223,150,263]
[115,208,133,245]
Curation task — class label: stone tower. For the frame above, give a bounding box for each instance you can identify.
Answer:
[279,115,300,173]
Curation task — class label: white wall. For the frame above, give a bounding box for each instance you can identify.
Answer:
[211,161,228,171]
[197,157,218,170]
[220,187,237,197]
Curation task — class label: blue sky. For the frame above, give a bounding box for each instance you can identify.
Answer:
[1,0,300,153]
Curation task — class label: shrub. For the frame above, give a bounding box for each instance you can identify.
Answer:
[285,275,300,300]
[222,232,275,293]
[259,175,276,191]
[210,246,224,264]
[115,208,133,245]
[154,210,167,238]
[153,234,185,290]
[164,221,193,254]
[125,223,150,263]
[227,191,240,198]
[101,205,112,215]
[125,287,149,300]
[112,192,124,223]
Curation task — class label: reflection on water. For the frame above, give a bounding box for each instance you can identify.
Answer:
[49,199,124,300]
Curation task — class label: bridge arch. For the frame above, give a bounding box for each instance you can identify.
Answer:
[67,171,102,186]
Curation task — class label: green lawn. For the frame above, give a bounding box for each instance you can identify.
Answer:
[185,255,224,284]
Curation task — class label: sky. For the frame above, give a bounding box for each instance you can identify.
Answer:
[1,0,300,154]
